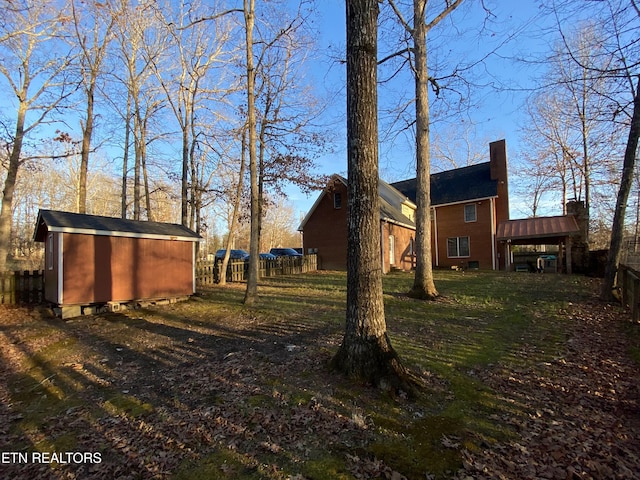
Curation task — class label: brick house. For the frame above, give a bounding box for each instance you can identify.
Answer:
[300,139,510,272]
[299,175,417,271]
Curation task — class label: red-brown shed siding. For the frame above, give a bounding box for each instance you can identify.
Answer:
[60,233,194,305]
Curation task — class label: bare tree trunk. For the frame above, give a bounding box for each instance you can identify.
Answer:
[331,0,413,393]
[409,0,438,299]
[388,0,461,298]
[181,129,189,226]
[141,133,152,221]
[78,83,94,214]
[134,131,141,220]
[243,0,259,305]
[0,3,72,271]
[121,92,131,219]
[220,131,247,286]
[601,78,640,301]
[189,136,198,231]
[0,104,27,272]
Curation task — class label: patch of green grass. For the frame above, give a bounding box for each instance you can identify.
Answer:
[301,455,353,480]
[246,393,273,408]
[3,270,607,479]
[369,414,466,479]
[7,335,87,433]
[103,393,153,418]
[34,432,78,454]
[371,271,584,476]
[174,449,264,480]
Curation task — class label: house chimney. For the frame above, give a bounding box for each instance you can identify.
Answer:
[566,199,589,273]
[566,200,588,244]
[489,139,508,183]
[489,139,509,220]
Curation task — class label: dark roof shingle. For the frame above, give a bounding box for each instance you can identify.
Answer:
[391,162,497,206]
[34,210,200,242]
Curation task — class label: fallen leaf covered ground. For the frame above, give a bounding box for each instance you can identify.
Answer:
[0,271,638,479]
[461,298,640,479]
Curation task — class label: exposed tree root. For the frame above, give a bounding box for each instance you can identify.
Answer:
[330,332,423,398]
[406,285,439,301]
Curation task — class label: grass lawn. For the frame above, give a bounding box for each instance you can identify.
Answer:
[1,270,639,479]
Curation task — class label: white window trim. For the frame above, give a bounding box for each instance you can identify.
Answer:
[464,203,477,223]
[447,236,470,258]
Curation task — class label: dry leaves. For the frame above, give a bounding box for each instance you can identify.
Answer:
[459,300,640,479]
[1,287,640,479]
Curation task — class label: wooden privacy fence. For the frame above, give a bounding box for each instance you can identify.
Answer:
[619,263,640,322]
[1,256,319,304]
[196,254,318,286]
[0,270,45,305]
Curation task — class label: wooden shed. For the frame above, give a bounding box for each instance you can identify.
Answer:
[33,210,201,315]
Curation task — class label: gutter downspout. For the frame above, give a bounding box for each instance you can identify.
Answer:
[490,197,497,270]
[58,233,64,304]
[192,241,197,293]
[380,221,386,274]
[432,207,439,267]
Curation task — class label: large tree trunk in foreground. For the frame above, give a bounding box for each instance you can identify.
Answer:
[331,0,413,393]
[600,78,640,301]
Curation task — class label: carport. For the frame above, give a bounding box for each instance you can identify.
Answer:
[496,215,581,274]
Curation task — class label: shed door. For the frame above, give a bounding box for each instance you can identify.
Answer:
[44,232,61,303]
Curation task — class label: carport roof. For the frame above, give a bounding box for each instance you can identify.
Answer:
[497,215,580,244]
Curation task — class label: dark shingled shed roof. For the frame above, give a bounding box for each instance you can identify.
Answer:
[390,162,497,206]
[34,209,201,242]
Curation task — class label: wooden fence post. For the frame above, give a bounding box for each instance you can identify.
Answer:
[194,254,318,287]
[633,276,640,323]
[0,272,15,304]
[619,265,628,306]
[0,270,44,305]
[619,264,640,322]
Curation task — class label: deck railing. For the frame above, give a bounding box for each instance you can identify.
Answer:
[618,263,640,322]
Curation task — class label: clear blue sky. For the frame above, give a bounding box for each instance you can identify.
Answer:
[285,0,564,221]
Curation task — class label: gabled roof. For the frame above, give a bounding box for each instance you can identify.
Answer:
[34,209,201,242]
[496,215,580,244]
[298,174,416,231]
[378,178,415,229]
[391,162,498,206]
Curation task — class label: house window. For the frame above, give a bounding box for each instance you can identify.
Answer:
[47,234,54,270]
[447,236,470,258]
[464,204,477,222]
[334,192,342,209]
